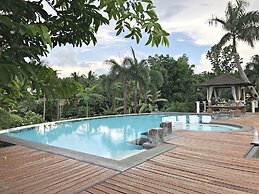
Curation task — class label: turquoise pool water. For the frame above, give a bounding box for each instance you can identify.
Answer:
[5,114,240,160]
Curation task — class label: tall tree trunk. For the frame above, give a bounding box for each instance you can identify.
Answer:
[123,89,127,114]
[57,99,60,120]
[86,101,89,117]
[43,93,46,121]
[123,80,127,114]
[133,89,137,113]
[234,53,259,100]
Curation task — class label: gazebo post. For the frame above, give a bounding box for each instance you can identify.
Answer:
[207,86,213,113]
[242,87,246,104]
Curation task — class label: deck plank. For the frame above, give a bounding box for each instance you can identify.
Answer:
[84,113,259,194]
[0,146,117,193]
[1,113,259,193]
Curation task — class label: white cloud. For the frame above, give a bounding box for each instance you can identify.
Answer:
[43,47,149,77]
[107,49,148,64]
[173,55,182,60]
[237,42,259,66]
[156,0,259,45]
[154,0,259,73]
[95,25,126,47]
[195,53,212,73]
[50,61,110,78]
[42,0,259,76]
[195,43,259,74]
[41,46,112,77]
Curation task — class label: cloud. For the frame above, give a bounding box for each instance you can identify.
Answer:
[155,0,227,45]
[42,0,259,77]
[43,47,149,77]
[41,46,112,77]
[42,47,78,67]
[195,53,212,73]
[195,43,259,73]
[95,25,126,47]
[154,0,259,73]
[50,61,110,78]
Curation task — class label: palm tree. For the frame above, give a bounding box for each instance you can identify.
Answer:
[77,86,104,117]
[209,0,259,99]
[106,57,135,114]
[130,48,149,113]
[100,75,121,112]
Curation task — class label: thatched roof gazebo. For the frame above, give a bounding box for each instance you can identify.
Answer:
[197,74,253,115]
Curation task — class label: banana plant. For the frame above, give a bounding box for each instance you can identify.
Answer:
[139,90,167,113]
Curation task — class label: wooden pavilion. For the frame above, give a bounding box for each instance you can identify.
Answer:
[197,74,253,115]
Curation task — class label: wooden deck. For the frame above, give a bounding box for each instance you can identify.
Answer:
[82,114,259,193]
[1,113,259,193]
[0,146,118,193]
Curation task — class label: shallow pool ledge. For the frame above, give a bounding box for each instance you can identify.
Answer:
[0,134,176,172]
[210,121,254,132]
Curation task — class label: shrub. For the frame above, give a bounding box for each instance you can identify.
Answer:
[23,111,44,125]
[0,109,44,130]
[163,102,195,112]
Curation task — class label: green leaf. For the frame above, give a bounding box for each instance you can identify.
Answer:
[0,16,14,28]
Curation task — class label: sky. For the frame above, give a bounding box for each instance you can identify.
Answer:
[41,0,259,77]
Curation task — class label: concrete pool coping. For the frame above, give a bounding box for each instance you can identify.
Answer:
[0,112,253,172]
[0,134,176,172]
[0,112,212,135]
[209,121,254,132]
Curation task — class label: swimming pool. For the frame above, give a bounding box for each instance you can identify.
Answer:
[2,114,241,160]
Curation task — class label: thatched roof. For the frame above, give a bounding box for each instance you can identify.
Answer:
[197,74,252,87]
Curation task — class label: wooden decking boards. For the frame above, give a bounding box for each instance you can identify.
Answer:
[83,114,259,194]
[0,146,118,194]
[1,113,259,193]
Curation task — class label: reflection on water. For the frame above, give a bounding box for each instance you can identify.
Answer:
[7,114,240,160]
[7,114,167,160]
[185,124,239,132]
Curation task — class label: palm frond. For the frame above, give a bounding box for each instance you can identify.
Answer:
[208,17,226,26]
[216,33,232,49]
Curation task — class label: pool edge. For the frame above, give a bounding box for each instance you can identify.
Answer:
[0,134,176,172]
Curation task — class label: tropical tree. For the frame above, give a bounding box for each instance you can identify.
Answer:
[206,45,237,75]
[148,54,195,103]
[130,48,149,113]
[100,75,121,113]
[106,58,135,114]
[139,90,167,113]
[0,0,169,88]
[76,86,104,117]
[245,55,259,93]
[209,0,259,99]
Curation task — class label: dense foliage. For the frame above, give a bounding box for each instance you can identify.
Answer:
[0,0,169,85]
[0,0,258,130]
[1,51,259,130]
[209,0,259,99]
[0,0,169,129]
[148,54,197,103]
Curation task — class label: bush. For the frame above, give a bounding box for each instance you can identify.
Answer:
[0,109,23,130]
[163,102,195,112]
[0,109,44,130]
[23,111,44,125]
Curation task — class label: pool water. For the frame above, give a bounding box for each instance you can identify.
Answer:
[186,123,239,132]
[5,114,240,160]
